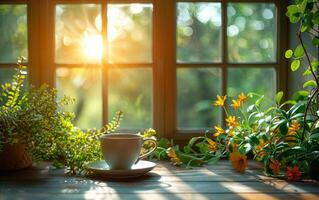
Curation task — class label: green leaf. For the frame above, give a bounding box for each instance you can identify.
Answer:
[188,137,205,147]
[312,37,319,46]
[285,49,293,58]
[291,90,309,101]
[300,0,307,14]
[294,45,304,58]
[303,61,319,76]
[255,95,264,107]
[291,60,301,71]
[286,5,302,23]
[303,80,317,88]
[183,145,192,154]
[310,133,319,139]
[247,104,255,113]
[244,143,252,154]
[301,24,310,32]
[275,91,284,105]
[311,127,319,135]
[158,137,170,148]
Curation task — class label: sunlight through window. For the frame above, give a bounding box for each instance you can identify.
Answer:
[82,32,102,61]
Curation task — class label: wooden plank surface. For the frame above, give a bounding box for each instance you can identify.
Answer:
[0,161,318,200]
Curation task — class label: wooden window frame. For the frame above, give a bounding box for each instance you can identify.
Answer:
[1,0,288,142]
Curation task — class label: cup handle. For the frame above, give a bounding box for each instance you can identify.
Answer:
[135,138,158,164]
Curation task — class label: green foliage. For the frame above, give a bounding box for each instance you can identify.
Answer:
[0,61,124,174]
[150,0,319,181]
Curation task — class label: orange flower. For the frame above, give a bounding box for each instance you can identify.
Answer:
[207,138,218,151]
[230,151,247,173]
[269,159,281,175]
[214,125,225,137]
[255,140,267,157]
[166,148,182,166]
[231,99,241,109]
[288,120,300,135]
[286,120,300,146]
[238,92,247,102]
[286,166,301,181]
[213,95,227,107]
[226,116,239,128]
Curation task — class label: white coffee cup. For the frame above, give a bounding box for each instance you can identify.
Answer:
[100,133,157,170]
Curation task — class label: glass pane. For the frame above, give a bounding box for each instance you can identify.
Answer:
[55,4,102,63]
[177,68,222,129]
[227,3,276,63]
[56,67,102,129]
[0,68,15,86]
[0,5,28,62]
[227,68,276,105]
[108,68,152,129]
[107,4,153,63]
[177,3,221,63]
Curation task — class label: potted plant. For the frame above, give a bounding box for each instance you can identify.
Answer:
[0,59,152,174]
[0,58,76,170]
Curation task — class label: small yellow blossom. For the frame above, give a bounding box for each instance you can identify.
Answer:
[231,99,241,110]
[226,116,239,128]
[227,128,235,137]
[214,125,225,137]
[166,147,182,166]
[229,151,248,173]
[207,138,218,151]
[286,120,300,147]
[288,120,300,135]
[213,95,227,107]
[238,92,247,102]
[255,140,266,157]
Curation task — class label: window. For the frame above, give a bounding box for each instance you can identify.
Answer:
[0,4,28,86]
[0,0,288,140]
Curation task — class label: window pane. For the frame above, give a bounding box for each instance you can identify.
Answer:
[108,68,152,129]
[227,68,276,104]
[177,3,221,63]
[56,67,102,129]
[227,3,276,63]
[107,4,153,63]
[0,68,15,86]
[0,5,28,62]
[177,68,222,129]
[55,4,101,64]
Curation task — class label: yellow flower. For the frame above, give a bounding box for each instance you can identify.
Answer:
[213,95,227,107]
[166,147,182,166]
[229,151,248,173]
[207,138,218,151]
[288,120,300,135]
[255,140,266,158]
[286,120,300,146]
[231,99,241,110]
[214,125,225,137]
[238,92,247,102]
[269,159,281,175]
[226,116,239,128]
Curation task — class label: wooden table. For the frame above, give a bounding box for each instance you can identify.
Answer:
[0,161,318,200]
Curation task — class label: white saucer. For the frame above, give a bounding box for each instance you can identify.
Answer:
[87,160,156,179]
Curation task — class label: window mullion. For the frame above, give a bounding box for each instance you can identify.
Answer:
[102,0,108,125]
[221,1,228,128]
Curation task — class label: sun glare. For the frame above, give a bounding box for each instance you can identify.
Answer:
[82,32,102,61]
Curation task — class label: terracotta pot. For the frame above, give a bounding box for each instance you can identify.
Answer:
[0,143,32,170]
